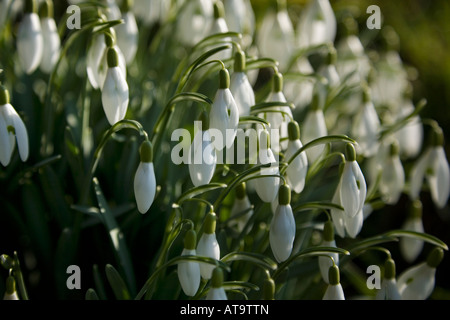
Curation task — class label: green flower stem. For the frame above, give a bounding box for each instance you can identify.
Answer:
[12,252,29,300]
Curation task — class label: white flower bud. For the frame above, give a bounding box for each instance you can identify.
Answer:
[255,131,280,203]
[133,141,156,214]
[318,221,339,283]
[116,11,139,65]
[223,0,255,48]
[230,52,255,118]
[376,259,401,300]
[206,267,227,300]
[40,15,61,74]
[302,106,328,163]
[379,142,405,205]
[178,230,201,297]
[284,122,308,194]
[322,265,345,300]
[197,212,220,280]
[189,129,217,187]
[176,0,213,47]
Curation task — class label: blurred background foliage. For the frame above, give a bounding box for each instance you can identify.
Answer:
[0,0,449,300]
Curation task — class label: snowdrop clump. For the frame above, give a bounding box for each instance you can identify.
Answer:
[0,0,448,302]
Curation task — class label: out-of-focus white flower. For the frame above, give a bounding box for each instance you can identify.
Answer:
[3,276,19,300]
[340,144,367,218]
[116,1,139,65]
[255,130,280,203]
[270,184,296,262]
[302,94,328,163]
[318,221,339,283]
[318,47,340,90]
[297,0,336,50]
[104,0,121,21]
[178,229,201,297]
[376,258,402,300]
[0,85,29,166]
[87,31,127,90]
[343,205,365,238]
[208,1,232,61]
[409,127,450,209]
[283,58,315,111]
[133,140,157,214]
[189,117,217,187]
[257,0,295,71]
[176,0,213,47]
[230,182,253,233]
[284,121,308,194]
[197,212,221,280]
[230,51,255,118]
[133,0,171,25]
[210,68,239,150]
[39,0,60,74]
[17,0,43,74]
[223,0,254,49]
[379,141,405,205]
[101,47,129,125]
[322,265,345,300]
[206,267,227,300]
[330,178,346,238]
[351,88,380,157]
[397,247,444,300]
[400,200,424,263]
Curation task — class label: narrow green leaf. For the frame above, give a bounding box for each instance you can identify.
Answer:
[177,182,227,205]
[239,116,270,127]
[222,281,260,292]
[293,201,344,213]
[105,264,131,300]
[221,252,277,271]
[384,230,448,250]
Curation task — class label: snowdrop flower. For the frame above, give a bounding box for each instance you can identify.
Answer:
[208,1,232,61]
[340,144,367,218]
[376,258,402,300]
[3,276,19,300]
[87,31,127,90]
[409,126,450,208]
[270,184,296,262]
[318,221,339,284]
[297,0,336,50]
[284,121,308,194]
[223,0,255,49]
[230,51,255,118]
[178,229,201,297]
[206,267,227,300]
[351,88,380,157]
[101,47,129,125]
[209,68,239,150]
[17,0,43,74]
[343,205,365,238]
[379,141,405,205]
[394,97,423,159]
[116,0,139,65]
[133,140,157,214]
[176,0,213,47]
[133,0,170,25]
[318,47,340,90]
[400,200,424,263]
[39,0,60,74]
[330,177,346,238]
[189,114,217,187]
[397,247,444,300]
[302,94,328,163]
[230,182,253,233]
[255,130,280,203]
[263,72,292,151]
[283,58,315,111]
[197,212,220,280]
[0,85,29,166]
[322,265,345,300]
[256,0,295,71]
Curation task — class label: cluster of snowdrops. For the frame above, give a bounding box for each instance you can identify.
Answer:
[1,0,449,300]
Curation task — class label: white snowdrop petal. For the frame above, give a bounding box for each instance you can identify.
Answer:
[270,204,296,262]
[397,263,436,300]
[318,240,339,283]
[230,72,255,117]
[210,89,239,149]
[101,67,129,125]
[409,149,430,200]
[86,34,107,89]
[116,11,139,65]
[427,147,450,208]
[0,113,11,166]
[178,248,201,297]
[344,208,363,238]
[206,287,227,300]
[133,162,156,214]
[376,279,402,300]
[255,149,280,203]
[40,17,61,74]
[302,110,327,162]
[17,13,43,74]
[352,101,380,157]
[189,131,217,186]
[197,233,220,280]
[380,156,405,205]
[4,104,29,162]
[230,196,253,232]
[285,139,308,194]
[322,284,345,300]
[340,162,361,218]
[400,217,424,263]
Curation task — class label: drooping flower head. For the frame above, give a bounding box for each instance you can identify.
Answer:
[116,0,139,65]
[230,182,254,233]
[39,0,61,74]
[230,50,255,118]
[178,229,201,297]
[133,140,157,214]
[376,257,402,300]
[206,267,227,300]
[197,211,221,280]
[322,264,345,300]
[0,85,29,166]
[3,276,19,300]
[284,121,308,194]
[319,220,339,283]
[400,200,424,263]
[255,129,280,203]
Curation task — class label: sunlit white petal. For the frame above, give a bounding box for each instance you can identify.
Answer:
[270,204,296,262]
[133,162,156,214]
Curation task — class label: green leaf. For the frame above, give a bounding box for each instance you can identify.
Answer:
[384,230,448,250]
[246,57,279,71]
[238,116,270,127]
[192,32,242,52]
[221,252,277,271]
[176,182,227,205]
[222,281,260,292]
[292,201,344,213]
[85,288,100,300]
[105,264,131,300]
[93,178,136,295]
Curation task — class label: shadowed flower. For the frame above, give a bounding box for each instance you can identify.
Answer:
[197,212,220,280]
[134,141,156,214]
[206,267,227,300]
[322,265,345,300]
[400,200,424,263]
[376,258,402,300]
[39,0,60,74]
[178,229,201,297]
